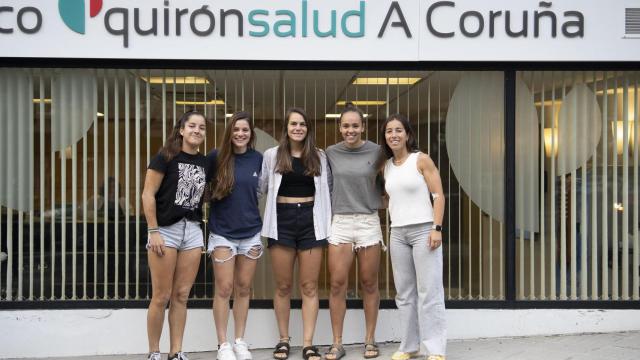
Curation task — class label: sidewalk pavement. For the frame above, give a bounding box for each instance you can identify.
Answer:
[8,331,640,360]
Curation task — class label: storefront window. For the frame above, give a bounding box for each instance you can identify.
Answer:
[0,68,507,302]
[516,71,640,301]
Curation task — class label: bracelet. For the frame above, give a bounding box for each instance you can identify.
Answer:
[147,228,160,234]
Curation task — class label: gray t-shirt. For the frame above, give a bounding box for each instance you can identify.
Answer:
[326,140,383,214]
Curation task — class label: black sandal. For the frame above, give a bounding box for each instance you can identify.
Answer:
[302,346,321,360]
[273,340,291,360]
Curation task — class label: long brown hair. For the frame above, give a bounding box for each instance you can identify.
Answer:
[276,107,321,176]
[212,111,255,200]
[160,110,205,161]
[377,113,419,174]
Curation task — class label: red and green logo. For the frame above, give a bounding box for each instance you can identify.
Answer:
[58,0,103,34]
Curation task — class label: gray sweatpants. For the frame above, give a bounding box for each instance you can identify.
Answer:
[390,222,447,356]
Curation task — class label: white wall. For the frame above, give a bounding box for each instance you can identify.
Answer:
[1,0,639,61]
[2,308,640,358]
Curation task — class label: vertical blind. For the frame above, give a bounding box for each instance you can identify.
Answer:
[517,71,639,301]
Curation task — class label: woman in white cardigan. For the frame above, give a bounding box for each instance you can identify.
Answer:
[259,107,331,360]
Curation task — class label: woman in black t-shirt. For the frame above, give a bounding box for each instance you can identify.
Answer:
[142,110,208,360]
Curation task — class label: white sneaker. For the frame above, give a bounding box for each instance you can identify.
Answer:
[217,342,237,360]
[147,352,161,360]
[233,338,253,360]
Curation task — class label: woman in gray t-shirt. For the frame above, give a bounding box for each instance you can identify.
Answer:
[325,105,385,359]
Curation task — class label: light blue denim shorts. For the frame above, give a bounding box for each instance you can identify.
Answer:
[207,232,263,263]
[146,218,204,251]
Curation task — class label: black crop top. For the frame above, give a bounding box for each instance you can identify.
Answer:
[278,157,315,197]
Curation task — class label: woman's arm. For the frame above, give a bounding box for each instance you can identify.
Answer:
[142,169,165,256]
[323,151,333,195]
[379,169,388,209]
[418,153,445,250]
[258,149,272,198]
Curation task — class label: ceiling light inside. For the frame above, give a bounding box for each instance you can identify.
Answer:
[597,87,637,95]
[176,100,225,105]
[142,76,210,85]
[336,100,386,106]
[534,100,563,106]
[325,114,370,119]
[352,77,422,85]
[32,98,52,104]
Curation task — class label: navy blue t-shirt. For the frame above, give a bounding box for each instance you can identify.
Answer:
[207,148,263,240]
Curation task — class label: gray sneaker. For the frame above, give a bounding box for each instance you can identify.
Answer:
[169,351,190,360]
[147,352,161,360]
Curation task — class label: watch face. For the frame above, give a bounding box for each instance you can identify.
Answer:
[433,224,442,232]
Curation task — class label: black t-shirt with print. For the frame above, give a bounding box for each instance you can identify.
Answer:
[148,151,208,226]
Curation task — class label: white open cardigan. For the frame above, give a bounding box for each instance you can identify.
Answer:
[259,146,332,241]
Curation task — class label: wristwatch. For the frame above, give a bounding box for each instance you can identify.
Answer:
[432,224,443,232]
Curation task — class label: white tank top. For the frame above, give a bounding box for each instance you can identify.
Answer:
[384,152,433,227]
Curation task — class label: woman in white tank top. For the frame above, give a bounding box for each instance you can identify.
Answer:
[380,114,447,360]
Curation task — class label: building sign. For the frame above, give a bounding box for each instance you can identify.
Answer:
[0,0,639,61]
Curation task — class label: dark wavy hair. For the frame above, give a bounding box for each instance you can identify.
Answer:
[339,103,365,125]
[212,111,255,200]
[159,110,205,161]
[275,107,321,176]
[377,113,419,173]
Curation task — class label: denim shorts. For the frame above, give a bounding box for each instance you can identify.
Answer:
[267,202,328,250]
[329,212,386,251]
[146,218,204,251]
[207,232,263,263]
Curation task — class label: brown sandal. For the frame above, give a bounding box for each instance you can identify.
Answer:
[364,343,380,359]
[325,344,346,360]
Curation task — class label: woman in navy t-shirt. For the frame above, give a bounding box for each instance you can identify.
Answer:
[207,111,263,360]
